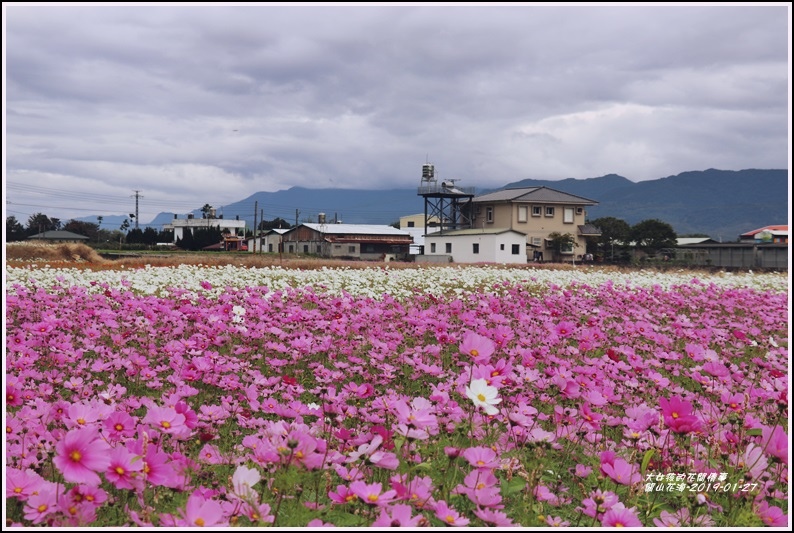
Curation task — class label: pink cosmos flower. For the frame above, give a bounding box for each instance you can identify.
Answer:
[600,503,642,527]
[142,405,187,436]
[349,481,397,507]
[6,467,45,499]
[659,396,701,434]
[546,515,570,527]
[601,457,642,486]
[329,485,358,505]
[371,504,423,527]
[474,508,515,526]
[761,424,788,464]
[755,500,788,527]
[178,491,228,527]
[53,428,111,486]
[580,489,619,518]
[102,411,136,441]
[105,447,143,490]
[462,446,501,470]
[24,486,59,525]
[459,332,496,364]
[435,500,469,526]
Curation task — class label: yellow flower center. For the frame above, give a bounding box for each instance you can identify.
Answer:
[14,487,22,494]
[115,466,125,475]
[471,349,479,357]
[77,418,86,425]
[115,423,124,431]
[161,421,171,429]
[195,518,205,527]
[671,412,679,419]
[446,515,455,524]
[477,393,486,402]
[367,494,379,502]
[70,450,82,462]
[37,504,48,512]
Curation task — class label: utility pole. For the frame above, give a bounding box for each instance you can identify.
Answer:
[295,209,300,227]
[253,201,258,253]
[131,190,143,229]
[260,209,264,254]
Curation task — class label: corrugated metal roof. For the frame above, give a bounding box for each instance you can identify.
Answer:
[300,223,411,236]
[424,228,526,237]
[473,186,597,205]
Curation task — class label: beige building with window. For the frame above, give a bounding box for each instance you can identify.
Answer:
[471,187,601,261]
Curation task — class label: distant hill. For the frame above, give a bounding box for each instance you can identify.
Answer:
[79,169,788,241]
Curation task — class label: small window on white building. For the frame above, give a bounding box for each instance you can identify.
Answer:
[564,207,574,224]
[430,243,436,253]
[511,244,520,255]
[517,205,528,223]
[500,244,505,250]
[445,242,452,253]
[545,206,555,217]
[473,243,479,254]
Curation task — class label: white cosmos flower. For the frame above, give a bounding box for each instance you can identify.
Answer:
[465,378,501,416]
[232,464,261,500]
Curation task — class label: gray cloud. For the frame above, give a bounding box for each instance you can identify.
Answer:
[4,4,789,223]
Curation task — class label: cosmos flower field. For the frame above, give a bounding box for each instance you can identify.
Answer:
[5,264,790,527]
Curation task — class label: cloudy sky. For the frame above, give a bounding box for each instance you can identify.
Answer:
[4,3,791,225]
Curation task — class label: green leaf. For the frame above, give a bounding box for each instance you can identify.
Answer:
[640,449,655,477]
[745,428,763,436]
[502,477,527,496]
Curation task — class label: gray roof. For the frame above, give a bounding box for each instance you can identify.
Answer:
[299,223,411,236]
[578,224,602,236]
[28,230,89,240]
[424,228,526,237]
[473,186,598,205]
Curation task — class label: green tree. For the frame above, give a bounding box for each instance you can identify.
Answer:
[6,216,27,241]
[258,218,292,231]
[62,220,99,241]
[26,212,55,235]
[591,216,632,262]
[201,204,214,219]
[631,219,677,254]
[546,232,578,261]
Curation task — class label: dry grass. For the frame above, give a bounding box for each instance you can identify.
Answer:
[5,242,108,265]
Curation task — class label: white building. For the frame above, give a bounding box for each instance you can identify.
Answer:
[247,228,289,253]
[423,228,528,264]
[163,215,247,243]
[399,213,440,254]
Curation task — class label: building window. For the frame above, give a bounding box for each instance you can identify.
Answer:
[576,207,583,215]
[545,206,555,217]
[561,242,574,254]
[500,244,505,250]
[268,244,273,252]
[511,244,520,255]
[532,237,542,246]
[517,205,528,223]
[445,243,452,253]
[564,207,574,224]
[532,205,542,217]
[486,206,494,223]
[430,243,436,253]
[348,245,356,253]
[303,244,309,253]
[407,221,415,227]
[334,244,342,249]
[473,243,479,254]
[288,244,294,253]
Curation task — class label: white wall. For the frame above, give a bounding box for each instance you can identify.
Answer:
[424,233,526,264]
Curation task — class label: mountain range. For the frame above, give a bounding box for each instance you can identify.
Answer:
[82,168,788,241]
